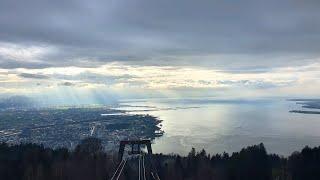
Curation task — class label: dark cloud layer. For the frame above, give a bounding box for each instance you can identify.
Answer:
[49,72,140,86]
[58,82,76,86]
[18,73,50,79]
[0,0,320,69]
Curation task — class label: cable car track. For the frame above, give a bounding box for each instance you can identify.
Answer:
[139,155,146,180]
[110,140,160,180]
[111,159,127,180]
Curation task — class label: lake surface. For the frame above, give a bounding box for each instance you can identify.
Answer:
[117,98,320,156]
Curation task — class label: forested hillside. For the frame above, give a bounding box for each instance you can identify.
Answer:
[0,138,319,180]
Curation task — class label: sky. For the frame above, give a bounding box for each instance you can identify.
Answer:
[0,0,319,103]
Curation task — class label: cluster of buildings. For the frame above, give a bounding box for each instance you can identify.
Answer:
[0,107,163,150]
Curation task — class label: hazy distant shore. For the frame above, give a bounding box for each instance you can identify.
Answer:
[289,110,320,114]
[289,98,320,114]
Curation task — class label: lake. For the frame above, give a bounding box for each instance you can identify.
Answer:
[117,98,320,156]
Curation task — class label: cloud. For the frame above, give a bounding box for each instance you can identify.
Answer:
[0,43,53,61]
[0,60,52,69]
[58,82,76,86]
[18,73,50,79]
[216,79,295,89]
[0,1,320,98]
[51,72,139,86]
[0,0,319,69]
[0,62,319,98]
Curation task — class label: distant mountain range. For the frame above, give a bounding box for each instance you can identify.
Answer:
[0,96,36,108]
